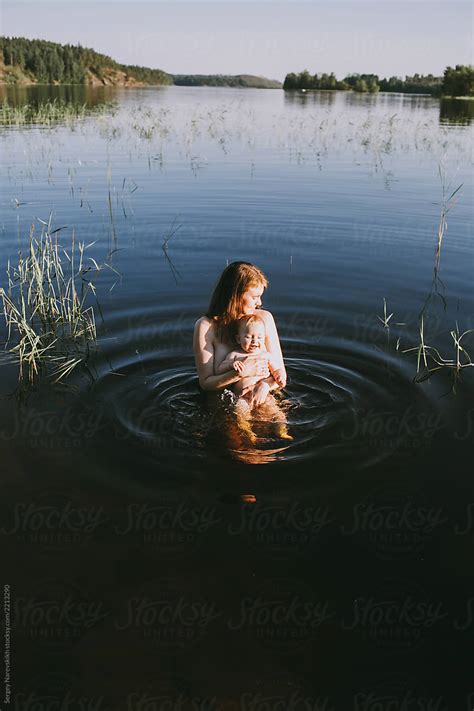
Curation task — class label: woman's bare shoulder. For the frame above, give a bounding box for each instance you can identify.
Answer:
[194,316,217,341]
[194,316,214,330]
[256,309,275,324]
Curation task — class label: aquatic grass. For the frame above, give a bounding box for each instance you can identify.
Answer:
[0,98,87,126]
[0,215,118,383]
[8,99,467,185]
[402,315,429,374]
[417,166,462,321]
[376,301,473,390]
[403,320,474,390]
[376,297,393,328]
[374,166,470,391]
[376,297,406,347]
[0,98,117,127]
[434,166,463,274]
[162,217,182,284]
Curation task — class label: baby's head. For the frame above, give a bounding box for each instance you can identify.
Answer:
[235,314,266,354]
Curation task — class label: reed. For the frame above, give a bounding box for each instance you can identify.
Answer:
[161,217,182,284]
[377,299,473,390]
[376,167,470,390]
[0,99,116,126]
[376,297,393,328]
[0,99,87,126]
[403,320,473,390]
[435,166,463,274]
[0,215,117,383]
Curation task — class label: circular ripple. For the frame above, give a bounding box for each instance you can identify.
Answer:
[80,338,445,473]
[282,341,447,469]
[95,361,205,454]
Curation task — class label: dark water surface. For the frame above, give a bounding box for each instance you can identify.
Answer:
[0,86,473,706]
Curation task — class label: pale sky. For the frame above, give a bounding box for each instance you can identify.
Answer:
[0,1,472,80]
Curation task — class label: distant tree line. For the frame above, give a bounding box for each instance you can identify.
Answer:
[173,74,281,89]
[174,74,250,87]
[283,66,473,97]
[0,36,172,85]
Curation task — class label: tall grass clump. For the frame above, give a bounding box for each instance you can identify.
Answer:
[0,99,86,126]
[0,215,118,383]
[0,99,117,126]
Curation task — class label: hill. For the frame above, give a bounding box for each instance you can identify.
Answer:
[0,36,172,86]
[0,37,281,89]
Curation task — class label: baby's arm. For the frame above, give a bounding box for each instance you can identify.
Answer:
[217,353,261,392]
[216,351,240,375]
[219,351,264,378]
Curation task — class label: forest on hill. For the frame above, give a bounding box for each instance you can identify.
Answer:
[0,36,173,85]
[0,37,280,89]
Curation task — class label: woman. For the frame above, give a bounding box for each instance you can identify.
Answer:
[193,262,287,408]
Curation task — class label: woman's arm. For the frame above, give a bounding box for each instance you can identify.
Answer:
[193,318,241,391]
[216,354,237,375]
[266,353,286,388]
[258,310,287,386]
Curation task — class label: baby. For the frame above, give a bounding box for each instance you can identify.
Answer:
[217,314,291,441]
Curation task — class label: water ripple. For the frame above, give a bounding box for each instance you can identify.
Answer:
[79,335,445,474]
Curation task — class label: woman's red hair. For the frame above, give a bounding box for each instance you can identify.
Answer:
[206,261,268,344]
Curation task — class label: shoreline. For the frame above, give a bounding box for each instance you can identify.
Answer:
[1,83,472,99]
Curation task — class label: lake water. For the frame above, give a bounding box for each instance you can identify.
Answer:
[0,85,473,706]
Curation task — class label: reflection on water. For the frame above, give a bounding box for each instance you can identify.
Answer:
[283,88,474,124]
[439,97,474,125]
[0,83,119,109]
[284,90,337,108]
[1,84,472,126]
